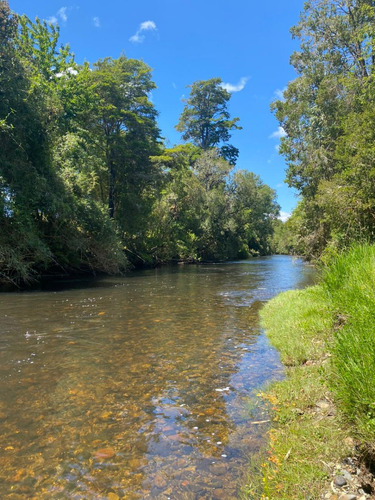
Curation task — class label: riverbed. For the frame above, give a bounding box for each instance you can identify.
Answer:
[0,256,314,499]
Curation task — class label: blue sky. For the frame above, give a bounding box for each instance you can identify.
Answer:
[9,0,304,218]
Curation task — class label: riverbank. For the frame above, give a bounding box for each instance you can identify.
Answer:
[0,255,274,291]
[243,245,375,499]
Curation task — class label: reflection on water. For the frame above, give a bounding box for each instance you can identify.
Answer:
[0,256,314,499]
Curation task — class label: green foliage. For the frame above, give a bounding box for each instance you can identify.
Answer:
[147,147,279,263]
[17,14,75,82]
[271,219,298,255]
[0,4,127,283]
[85,55,162,255]
[176,78,241,164]
[0,1,61,281]
[232,171,280,256]
[273,0,375,258]
[0,3,279,283]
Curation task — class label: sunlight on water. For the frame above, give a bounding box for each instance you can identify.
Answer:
[0,256,315,499]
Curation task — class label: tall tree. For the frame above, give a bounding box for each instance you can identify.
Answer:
[0,6,127,282]
[272,0,375,257]
[87,56,161,223]
[0,1,60,281]
[176,78,241,164]
[273,0,375,197]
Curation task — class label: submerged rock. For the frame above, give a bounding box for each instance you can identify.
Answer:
[94,448,116,460]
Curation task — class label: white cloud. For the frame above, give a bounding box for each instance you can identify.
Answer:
[129,20,157,43]
[93,16,100,28]
[270,126,287,139]
[47,16,58,24]
[275,144,280,152]
[47,6,68,25]
[221,77,249,93]
[278,211,291,223]
[57,7,68,23]
[55,66,78,78]
[140,20,156,31]
[129,34,141,43]
[66,66,78,75]
[274,87,286,101]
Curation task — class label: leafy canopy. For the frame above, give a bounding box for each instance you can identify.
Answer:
[176,78,241,164]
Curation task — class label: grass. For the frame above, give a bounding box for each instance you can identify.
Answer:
[242,244,375,499]
[257,286,332,366]
[323,245,375,438]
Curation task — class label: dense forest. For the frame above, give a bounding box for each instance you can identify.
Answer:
[0,1,280,285]
[273,0,375,259]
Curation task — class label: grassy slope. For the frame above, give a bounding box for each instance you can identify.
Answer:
[242,245,375,499]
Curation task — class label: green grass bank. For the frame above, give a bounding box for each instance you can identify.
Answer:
[242,244,375,499]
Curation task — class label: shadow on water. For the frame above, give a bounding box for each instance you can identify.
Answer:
[0,256,315,499]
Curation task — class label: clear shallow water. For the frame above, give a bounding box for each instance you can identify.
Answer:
[0,256,315,499]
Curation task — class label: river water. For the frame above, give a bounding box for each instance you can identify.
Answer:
[0,255,315,499]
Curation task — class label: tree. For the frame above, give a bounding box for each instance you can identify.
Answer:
[17,14,75,83]
[176,78,241,164]
[231,171,280,255]
[0,6,127,282]
[272,0,375,257]
[0,1,60,282]
[86,56,161,223]
[51,55,162,265]
[148,146,280,262]
[193,148,232,191]
[0,1,280,281]
[273,0,375,198]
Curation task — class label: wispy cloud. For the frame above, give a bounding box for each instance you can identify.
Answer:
[58,7,68,22]
[141,20,156,31]
[274,87,287,101]
[93,16,100,28]
[270,126,287,139]
[129,20,157,43]
[47,6,68,25]
[278,211,291,223]
[221,77,249,93]
[47,16,58,24]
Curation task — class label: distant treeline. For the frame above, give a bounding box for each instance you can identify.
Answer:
[272,0,375,259]
[0,1,280,285]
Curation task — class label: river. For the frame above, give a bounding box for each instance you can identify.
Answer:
[0,255,315,499]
